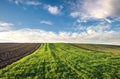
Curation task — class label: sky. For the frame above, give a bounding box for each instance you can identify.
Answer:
[0,0,120,45]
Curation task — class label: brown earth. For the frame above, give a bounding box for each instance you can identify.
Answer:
[71,43,120,54]
[0,43,41,69]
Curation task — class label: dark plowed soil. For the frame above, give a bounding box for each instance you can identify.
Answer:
[0,43,41,69]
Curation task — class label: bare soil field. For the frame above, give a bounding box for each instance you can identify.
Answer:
[0,43,41,69]
[71,43,120,54]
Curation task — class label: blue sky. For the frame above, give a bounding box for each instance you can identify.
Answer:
[0,0,120,44]
[0,0,74,32]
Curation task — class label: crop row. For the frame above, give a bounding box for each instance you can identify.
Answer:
[52,43,120,79]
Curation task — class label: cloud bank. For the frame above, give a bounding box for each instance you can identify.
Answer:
[0,22,119,45]
[0,28,119,45]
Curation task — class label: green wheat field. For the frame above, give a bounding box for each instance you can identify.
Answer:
[0,43,120,79]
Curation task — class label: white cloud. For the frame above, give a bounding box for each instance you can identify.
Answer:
[104,18,112,23]
[0,27,120,45]
[45,5,62,15]
[25,1,41,6]
[70,12,80,18]
[87,25,110,32]
[9,0,41,6]
[70,0,120,22]
[0,21,13,31]
[40,20,53,25]
[47,5,59,14]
